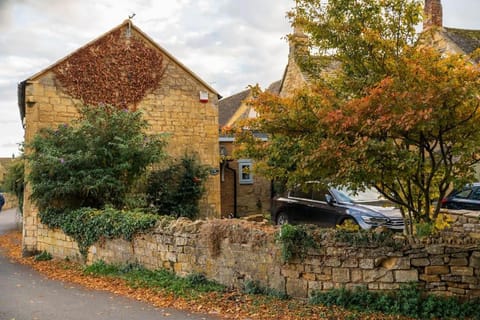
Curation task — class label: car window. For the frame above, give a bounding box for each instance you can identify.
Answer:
[312,189,329,202]
[290,188,311,200]
[330,189,354,203]
[455,189,472,199]
[469,187,480,200]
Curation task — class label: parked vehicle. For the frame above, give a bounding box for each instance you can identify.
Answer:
[441,183,480,210]
[271,183,404,231]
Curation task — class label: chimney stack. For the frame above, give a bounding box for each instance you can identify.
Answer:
[424,0,443,29]
[289,25,309,59]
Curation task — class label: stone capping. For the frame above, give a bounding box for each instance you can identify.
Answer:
[36,210,480,299]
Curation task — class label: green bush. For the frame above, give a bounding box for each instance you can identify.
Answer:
[334,228,404,249]
[84,261,225,297]
[243,280,289,300]
[1,158,25,213]
[27,104,166,211]
[310,283,480,319]
[39,207,158,257]
[276,224,317,262]
[146,154,210,219]
[34,250,53,261]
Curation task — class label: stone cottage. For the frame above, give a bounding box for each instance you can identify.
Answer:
[18,20,221,255]
[422,0,480,58]
[218,81,281,218]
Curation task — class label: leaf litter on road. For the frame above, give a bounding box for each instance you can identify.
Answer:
[0,230,409,320]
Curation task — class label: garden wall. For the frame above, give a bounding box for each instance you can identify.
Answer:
[37,210,480,299]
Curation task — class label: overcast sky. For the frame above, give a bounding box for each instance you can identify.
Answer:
[0,0,479,157]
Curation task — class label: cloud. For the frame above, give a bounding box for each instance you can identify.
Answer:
[0,0,477,157]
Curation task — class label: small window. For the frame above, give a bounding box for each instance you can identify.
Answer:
[238,159,253,184]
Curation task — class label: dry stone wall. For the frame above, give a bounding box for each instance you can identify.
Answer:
[37,210,480,299]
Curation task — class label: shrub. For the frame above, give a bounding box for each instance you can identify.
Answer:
[334,228,404,249]
[27,104,166,211]
[39,207,158,257]
[34,250,52,261]
[310,283,480,319]
[146,154,210,219]
[84,261,225,297]
[276,224,317,262]
[243,280,289,300]
[1,158,25,213]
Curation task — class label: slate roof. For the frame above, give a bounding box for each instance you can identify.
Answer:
[218,80,282,128]
[266,80,282,95]
[444,27,480,55]
[218,89,250,127]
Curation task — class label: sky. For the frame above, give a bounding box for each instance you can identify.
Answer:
[0,0,479,158]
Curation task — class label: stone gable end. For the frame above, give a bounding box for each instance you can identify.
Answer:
[20,21,221,254]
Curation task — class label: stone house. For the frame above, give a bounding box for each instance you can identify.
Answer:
[218,81,280,218]
[422,0,480,59]
[218,0,480,218]
[18,20,221,255]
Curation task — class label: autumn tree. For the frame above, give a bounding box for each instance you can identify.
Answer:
[235,0,480,233]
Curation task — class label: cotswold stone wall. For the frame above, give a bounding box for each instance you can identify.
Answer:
[37,211,480,299]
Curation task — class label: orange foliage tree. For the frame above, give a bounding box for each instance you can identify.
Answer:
[235,0,480,234]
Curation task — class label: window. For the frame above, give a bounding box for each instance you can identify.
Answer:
[238,159,253,184]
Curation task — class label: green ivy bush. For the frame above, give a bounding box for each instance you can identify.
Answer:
[28,104,167,211]
[276,224,317,262]
[310,283,480,319]
[334,228,404,249]
[146,154,210,219]
[39,207,158,257]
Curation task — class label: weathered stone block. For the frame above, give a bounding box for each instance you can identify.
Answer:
[451,266,474,276]
[359,258,375,269]
[286,279,308,299]
[307,281,322,296]
[426,245,445,255]
[420,274,440,282]
[363,269,393,283]
[324,257,341,267]
[411,258,430,267]
[332,268,350,283]
[425,266,450,275]
[449,258,468,266]
[395,270,418,282]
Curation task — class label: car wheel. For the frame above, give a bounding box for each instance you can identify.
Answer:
[276,212,290,225]
[338,218,359,231]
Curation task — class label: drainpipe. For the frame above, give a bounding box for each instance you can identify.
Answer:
[225,162,237,218]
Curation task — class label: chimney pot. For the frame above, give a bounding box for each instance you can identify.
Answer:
[424,0,443,29]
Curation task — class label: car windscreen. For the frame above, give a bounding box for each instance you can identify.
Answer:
[331,189,354,203]
[334,187,386,204]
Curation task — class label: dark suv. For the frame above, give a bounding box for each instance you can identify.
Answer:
[441,183,480,210]
[271,184,404,231]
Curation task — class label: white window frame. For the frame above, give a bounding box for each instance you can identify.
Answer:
[238,159,253,185]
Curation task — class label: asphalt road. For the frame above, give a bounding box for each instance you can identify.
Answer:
[0,208,219,320]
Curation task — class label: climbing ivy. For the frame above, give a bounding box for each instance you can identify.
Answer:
[39,207,158,257]
[53,26,165,109]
